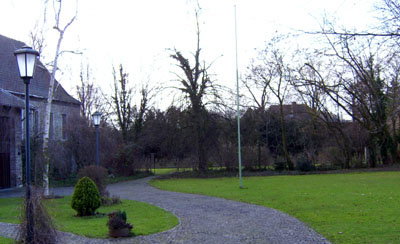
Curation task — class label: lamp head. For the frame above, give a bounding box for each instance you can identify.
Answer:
[14,46,39,80]
[92,111,102,126]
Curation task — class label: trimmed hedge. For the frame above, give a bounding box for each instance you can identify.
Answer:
[71,176,101,216]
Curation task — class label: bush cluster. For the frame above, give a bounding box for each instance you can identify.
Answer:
[295,157,315,172]
[102,195,121,206]
[107,210,133,230]
[78,165,108,196]
[18,187,58,244]
[274,161,286,171]
[71,176,101,216]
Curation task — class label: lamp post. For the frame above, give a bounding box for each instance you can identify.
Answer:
[14,45,39,243]
[92,111,102,166]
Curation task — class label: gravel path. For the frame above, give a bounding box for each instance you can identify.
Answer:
[0,177,330,244]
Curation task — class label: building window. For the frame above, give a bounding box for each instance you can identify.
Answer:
[49,112,54,139]
[34,110,39,135]
[62,114,66,140]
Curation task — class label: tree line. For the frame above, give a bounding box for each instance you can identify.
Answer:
[40,0,400,180]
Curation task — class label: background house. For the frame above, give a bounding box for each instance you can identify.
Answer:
[267,102,312,121]
[0,34,80,188]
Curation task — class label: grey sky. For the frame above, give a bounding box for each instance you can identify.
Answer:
[1,0,378,109]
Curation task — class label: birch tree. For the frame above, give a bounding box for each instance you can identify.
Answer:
[42,0,77,195]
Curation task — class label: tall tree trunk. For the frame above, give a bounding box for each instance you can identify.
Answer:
[257,139,261,169]
[42,31,64,196]
[379,127,391,165]
[335,127,352,169]
[279,103,293,169]
[193,105,207,173]
[391,118,398,164]
[368,135,378,168]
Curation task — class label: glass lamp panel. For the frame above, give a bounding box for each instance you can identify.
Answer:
[92,113,101,126]
[16,53,27,77]
[93,116,100,125]
[14,46,39,79]
[25,53,37,77]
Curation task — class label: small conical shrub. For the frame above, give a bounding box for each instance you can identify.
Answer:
[71,176,101,216]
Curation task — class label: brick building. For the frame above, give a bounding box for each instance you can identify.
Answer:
[0,34,80,188]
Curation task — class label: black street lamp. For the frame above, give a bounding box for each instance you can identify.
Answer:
[14,45,39,243]
[92,111,102,166]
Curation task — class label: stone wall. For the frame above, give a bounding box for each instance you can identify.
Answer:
[30,98,80,141]
[2,98,79,188]
[0,106,22,187]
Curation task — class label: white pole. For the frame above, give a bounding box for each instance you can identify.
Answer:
[234,4,243,188]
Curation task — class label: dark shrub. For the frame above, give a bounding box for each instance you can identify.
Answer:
[274,161,286,171]
[102,195,121,206]
[117,210,127,222]
[107,210,133,238]
[107,214,127,229]
[296,156,315,172]
[17,187,58,244]
[107,210,133,230]
[71,176,101,216]
[78,165,108,196]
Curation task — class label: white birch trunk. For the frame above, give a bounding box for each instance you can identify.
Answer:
[42,32,64,196]
[42,0,76,195]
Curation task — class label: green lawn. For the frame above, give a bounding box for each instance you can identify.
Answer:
[0,196,178,238]
[152,167,227,175]
[152,168,192,175]
[0,236,14,244]
[151,171,400,244]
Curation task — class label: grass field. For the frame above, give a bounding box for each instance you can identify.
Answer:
[152,167,228,176]
[151,171,400,244]
[152,168,193,175]
[0,196,178,238]
[0,236,14,244]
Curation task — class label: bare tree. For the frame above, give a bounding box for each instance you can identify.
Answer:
[243,59,271,169]
[132,84,152,142]
[302,33,395,167]
[76,63,103,122]
[111,64,134,142]
[294,56,356,168]
[310,1,400,44]
[170,9,217,173]
[247,36,294,169]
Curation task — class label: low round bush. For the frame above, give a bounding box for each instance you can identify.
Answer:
[71,176,101,216]
[78,165,108,196]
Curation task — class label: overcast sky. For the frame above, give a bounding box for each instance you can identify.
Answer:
[1,0,378,109]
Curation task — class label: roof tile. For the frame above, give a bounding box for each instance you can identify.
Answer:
[0,34,79,105]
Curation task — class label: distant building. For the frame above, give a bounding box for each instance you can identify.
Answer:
[0,34,80,188]
[267,102,312,121]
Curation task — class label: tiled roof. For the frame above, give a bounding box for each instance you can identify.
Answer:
[268,102,311,121]
[0,34,79,105]
[0,88,30,108]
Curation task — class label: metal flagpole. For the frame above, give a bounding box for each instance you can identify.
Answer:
[234,4,243,188]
